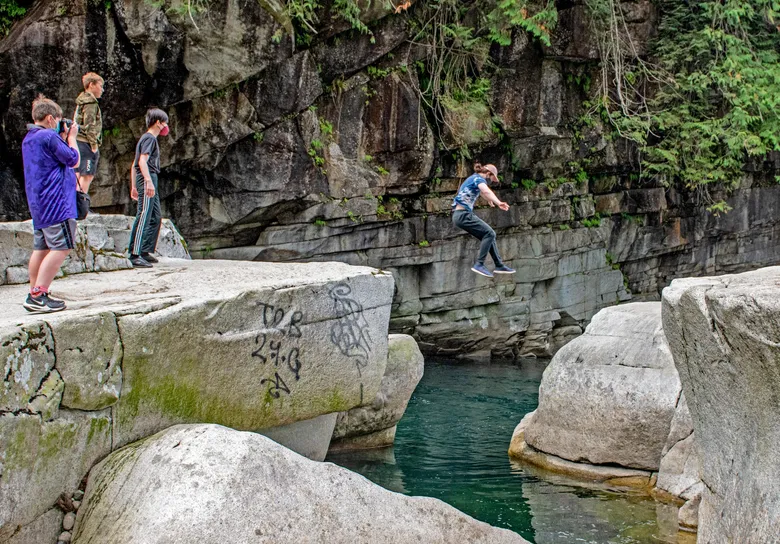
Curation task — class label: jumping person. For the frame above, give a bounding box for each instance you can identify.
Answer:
[452,162,516,278]
[74,72,104,195]
[127,108,168,268]
[21,95,80,312]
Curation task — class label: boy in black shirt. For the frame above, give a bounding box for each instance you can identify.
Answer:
[128,108,169,268]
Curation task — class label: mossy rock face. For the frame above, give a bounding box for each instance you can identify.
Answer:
[0,410,112,537]
[113,271,394,448]
[0,322,55,412]
[52,313,123,411]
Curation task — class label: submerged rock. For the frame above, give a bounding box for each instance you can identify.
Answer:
[330,333,424,451]
[663,267,780,542]
[73,424,529,544]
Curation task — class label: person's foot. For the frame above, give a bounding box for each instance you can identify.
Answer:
[141,253,159,263]
[23,292,66,313]
[471,264,494,278]
[130,255,153,268]
[494,265,516,274]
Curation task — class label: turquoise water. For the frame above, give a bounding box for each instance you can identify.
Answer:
[327,360,684,543]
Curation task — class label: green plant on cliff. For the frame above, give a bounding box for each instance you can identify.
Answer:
[260,0,375,48]
[410,0,557,149]
[585,0,780,197]
[0,0,26,37]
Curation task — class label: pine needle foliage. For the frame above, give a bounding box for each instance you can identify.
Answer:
[409,0,557,147]
[0,0,26,37]
[591,0,780,191]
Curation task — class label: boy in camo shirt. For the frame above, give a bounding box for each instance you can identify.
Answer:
[74,72,104,195]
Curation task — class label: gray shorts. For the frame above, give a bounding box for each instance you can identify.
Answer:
[76,141,100,176]
[33,219,77,251]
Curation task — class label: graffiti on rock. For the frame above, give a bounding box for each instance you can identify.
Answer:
[252,302,305,399]
[329,283,372,376]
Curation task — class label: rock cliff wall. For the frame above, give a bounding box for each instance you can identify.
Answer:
[3,0,780,358]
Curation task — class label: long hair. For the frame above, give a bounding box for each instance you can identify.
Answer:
[474,162,498,179]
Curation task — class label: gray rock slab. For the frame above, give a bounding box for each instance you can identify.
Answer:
[509,411,654,488]
[73,424,529,544]
[1,322,55,412]
[662,266,780,542]
[258,413,338,462]
[330,334,424,450]
[524,302,680,470]
[0,216,189,286]
[5,508,63,544]
[0,410,112,538]
[51,313,123,411]
[109,260,394,448]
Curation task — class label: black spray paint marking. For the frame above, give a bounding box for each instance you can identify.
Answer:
[253,302,306,398]
[328,283,372,377]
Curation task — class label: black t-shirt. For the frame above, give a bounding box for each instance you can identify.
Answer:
[134,132,160,176]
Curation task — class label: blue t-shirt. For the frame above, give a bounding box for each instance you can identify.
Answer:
[22,125,79,229]
[452,174,488,211]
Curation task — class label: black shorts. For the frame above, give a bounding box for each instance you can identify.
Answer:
[76,141,100,176]
[33,219,77,251]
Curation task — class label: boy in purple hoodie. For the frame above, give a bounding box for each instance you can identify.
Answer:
[21,95,80,313]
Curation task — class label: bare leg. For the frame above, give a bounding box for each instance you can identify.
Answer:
[34,250,70,290]
[77,174,94,194]
[28,249,49,290]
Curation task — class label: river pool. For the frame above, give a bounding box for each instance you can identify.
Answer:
[327,359,690,543]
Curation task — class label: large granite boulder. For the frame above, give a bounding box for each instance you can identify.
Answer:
[329,333,424,451]
[663,267,780,542]
[72,424,529,544]
[509,301,703,531]
[0,258,394,542]
[520,302,680,471]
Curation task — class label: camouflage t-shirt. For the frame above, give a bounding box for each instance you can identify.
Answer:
[452,174,487,211]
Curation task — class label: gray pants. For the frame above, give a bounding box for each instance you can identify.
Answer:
[453,209,504,266]
[128,173,161,256]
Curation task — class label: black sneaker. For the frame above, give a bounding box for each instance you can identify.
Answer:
[23,293,66,313]
[130,255,153,268]
[141,253,159,263]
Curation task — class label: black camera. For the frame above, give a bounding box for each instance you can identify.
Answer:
[59,118,74,133]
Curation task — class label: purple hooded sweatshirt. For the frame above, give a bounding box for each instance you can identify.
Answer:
[22,124,79,230]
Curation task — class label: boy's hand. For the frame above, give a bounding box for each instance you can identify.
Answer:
[131,185,139,201]
[144,180,155,198]
[499,201,510,211]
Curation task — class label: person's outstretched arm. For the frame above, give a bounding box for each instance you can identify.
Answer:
[478,183,509,211]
